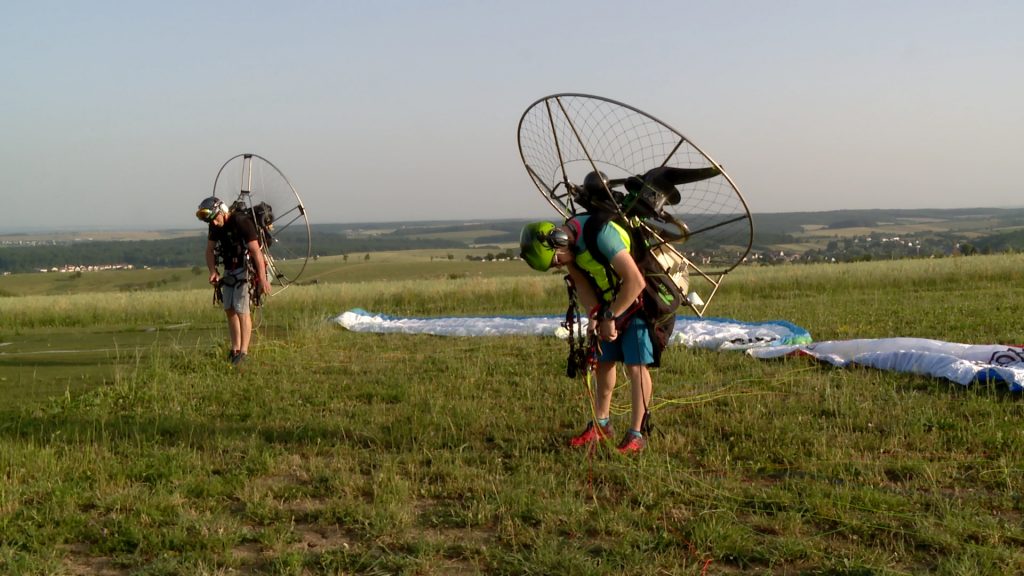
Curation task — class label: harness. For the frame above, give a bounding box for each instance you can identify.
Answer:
[210,212,266,307]
[563,275,597,379]
[571,211,684,368]
[567,215,643,326]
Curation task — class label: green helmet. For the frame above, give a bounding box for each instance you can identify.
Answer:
[519,221,557,271]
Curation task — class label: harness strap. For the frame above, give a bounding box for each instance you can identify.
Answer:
[612,300,643,330]
[248,257,264,308]
[218,273,248,287]
[562,275,595,379]
[579,215,620,301]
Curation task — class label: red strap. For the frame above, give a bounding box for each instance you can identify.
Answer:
[590,299,643,330]
[567,217,582,242]
[614,300,643,329]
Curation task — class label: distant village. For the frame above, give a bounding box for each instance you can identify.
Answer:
[34,264,136,274]
[1,236,141,275]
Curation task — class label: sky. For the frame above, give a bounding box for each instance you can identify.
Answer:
[2,1,1021,232]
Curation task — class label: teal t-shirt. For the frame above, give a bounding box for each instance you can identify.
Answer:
[572,214,629,262]
[570,215,631,301]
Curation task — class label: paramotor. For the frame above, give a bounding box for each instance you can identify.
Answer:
[211,153,311,296]
[517,94,753,316]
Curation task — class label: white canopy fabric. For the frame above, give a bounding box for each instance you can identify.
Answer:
[333,309,1024,391]
[331,309,811,351]
[749,338,1024,392]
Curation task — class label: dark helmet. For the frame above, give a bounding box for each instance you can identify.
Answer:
[196,196,229,223]
[582,171,610,196]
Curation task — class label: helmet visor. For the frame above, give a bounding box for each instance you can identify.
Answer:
[196,197,224,223]
[196,207,218,223]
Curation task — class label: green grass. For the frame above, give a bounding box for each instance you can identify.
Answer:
[1,255,1023,574]
[0,249,528,297]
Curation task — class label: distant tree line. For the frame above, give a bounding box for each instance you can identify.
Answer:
[6,211,1024,274]
[0,232,468,273]
[750,231,799,252]
[313,234,464,254]
[971,228,1024,253]
[0,237,205,273]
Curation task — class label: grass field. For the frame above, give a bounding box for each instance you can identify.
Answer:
[0,229,203,244]
[1,253,1022,575]
[791,217,1024,242]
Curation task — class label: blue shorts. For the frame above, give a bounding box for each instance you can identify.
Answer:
[597,315,654,366]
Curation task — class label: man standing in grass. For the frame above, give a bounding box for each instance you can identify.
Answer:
[195,197,271,367]
[519,217,652,454]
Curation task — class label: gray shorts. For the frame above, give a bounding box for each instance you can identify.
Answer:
[220,268,250,314]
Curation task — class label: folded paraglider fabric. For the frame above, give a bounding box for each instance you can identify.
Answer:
[749,338,1024,392]
[331,308,811,351]
[333,310,1024,390]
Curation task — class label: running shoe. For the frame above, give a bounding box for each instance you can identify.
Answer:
[616,431,646,454]
[569,421,614,448]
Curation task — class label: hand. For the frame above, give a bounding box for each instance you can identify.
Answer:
[208,272,219,285]
[599,318,618,342]
[587,308,604,337]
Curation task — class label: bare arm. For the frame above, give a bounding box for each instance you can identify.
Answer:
[246,239,272,296]
[606,250,645,318]
[594,249,645,342]
[206,240,219,284]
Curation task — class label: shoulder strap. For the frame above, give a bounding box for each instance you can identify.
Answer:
[566,217,583,240]
[581,212,614,267]
[580,212,619,294]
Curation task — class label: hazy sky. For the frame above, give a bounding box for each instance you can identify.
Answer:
[2,1,1021,232]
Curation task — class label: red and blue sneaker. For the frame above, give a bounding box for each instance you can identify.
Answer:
[616,431,646,454]
[569,420,614,448]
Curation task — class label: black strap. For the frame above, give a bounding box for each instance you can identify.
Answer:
[580,212,619,296]
[562,275,593,379]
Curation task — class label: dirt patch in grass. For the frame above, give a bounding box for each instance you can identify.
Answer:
[61,543,125,576]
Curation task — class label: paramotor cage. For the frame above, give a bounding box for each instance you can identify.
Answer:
[212,153,311,303]
[517,93,754,316]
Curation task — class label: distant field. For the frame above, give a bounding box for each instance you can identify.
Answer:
[0,249,530,297]
[394,229,509,242]
[795,223,939,238]
[0,266,210,297]
[310,248,517,264]
[763,242,822,254]
[793,218,1024,240]
[303,258,532,284]
[0,229,201,243]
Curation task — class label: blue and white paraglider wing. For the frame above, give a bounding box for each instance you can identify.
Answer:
[749,338,1024,392]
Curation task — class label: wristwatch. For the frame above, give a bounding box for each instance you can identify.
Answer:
[601,307,615,321]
